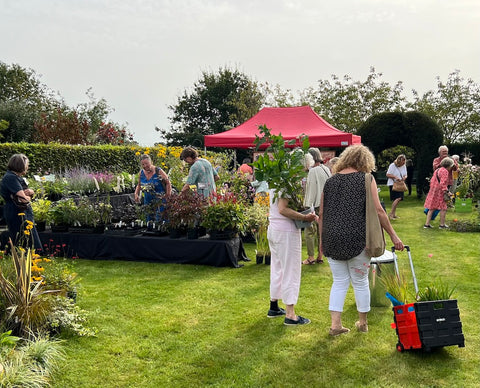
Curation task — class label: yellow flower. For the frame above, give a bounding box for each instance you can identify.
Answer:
[18,213,25,216]
[24,230,30,236]
[135,151,141,156]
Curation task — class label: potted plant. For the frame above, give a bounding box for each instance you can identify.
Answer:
[31,198,52,231]
[48,198,77,232]
[253,125,310,214]
[202,192,247,240]
[165,191,207,239]
[245,202,270,264]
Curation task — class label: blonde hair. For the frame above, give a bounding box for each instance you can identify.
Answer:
[333,145,376,174]
[394,154,406,166]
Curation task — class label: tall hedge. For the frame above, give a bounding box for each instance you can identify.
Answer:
[0,143,145,176]
[357,111,443,198]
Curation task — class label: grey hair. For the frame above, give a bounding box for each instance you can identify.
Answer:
[308,147,323,163]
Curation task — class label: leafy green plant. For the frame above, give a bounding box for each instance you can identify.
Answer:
[245,202,270,257]
[48,198,77,226]
[201,192,247,233]
[0,241,59,338]
[70,197,97,227]
[31,198,52,224]
[417,280,457,301]
[253,125,310,211]
[47,296,97,337]
[0,330,20,349]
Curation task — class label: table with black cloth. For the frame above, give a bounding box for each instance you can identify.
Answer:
[38,231,249,268]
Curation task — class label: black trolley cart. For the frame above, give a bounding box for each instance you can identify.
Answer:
[390,246,465,352]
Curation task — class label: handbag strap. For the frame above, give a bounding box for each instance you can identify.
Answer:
[395,165,404,179]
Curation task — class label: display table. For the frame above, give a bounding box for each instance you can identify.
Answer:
[38,231,249,268]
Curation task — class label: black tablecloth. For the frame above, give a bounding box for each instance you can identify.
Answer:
[39,231,249,268]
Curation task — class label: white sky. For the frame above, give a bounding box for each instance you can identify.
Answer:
[1,0,479,146]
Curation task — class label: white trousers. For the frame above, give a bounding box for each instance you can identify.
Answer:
[327,250,371,313]
[268,228,302,306]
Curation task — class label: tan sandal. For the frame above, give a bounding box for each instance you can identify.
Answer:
[302,258,315,265]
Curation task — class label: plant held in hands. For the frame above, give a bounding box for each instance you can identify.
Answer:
[253,125,310,211]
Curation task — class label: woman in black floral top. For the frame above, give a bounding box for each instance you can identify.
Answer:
[318,145,404,336]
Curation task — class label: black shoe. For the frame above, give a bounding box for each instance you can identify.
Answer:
[423,224,433,229]
[284,315,311,326]
[267,308,286,318]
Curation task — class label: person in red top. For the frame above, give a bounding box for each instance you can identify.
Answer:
[433,145,459,187]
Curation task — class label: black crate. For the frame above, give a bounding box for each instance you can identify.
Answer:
[414,299,465,351]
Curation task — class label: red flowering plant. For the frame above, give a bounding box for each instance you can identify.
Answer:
[164,191,208,230]
[201,192,247,233]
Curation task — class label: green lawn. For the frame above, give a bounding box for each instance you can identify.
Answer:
[53,191,479,388]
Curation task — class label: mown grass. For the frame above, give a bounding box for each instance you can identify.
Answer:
[53,189,479,387]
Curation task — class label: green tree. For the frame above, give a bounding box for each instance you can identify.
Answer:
[0,62,55,142]
[408,70,480,144]
[162,67,265,147]
[299,67,407,133]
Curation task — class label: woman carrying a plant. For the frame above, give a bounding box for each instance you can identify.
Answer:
[0,154,42,250]
[267,189,318,325]
[134,154,172,222]
[318,145,404,336]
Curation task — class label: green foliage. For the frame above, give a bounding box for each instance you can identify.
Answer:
[48,198,77,226]
[0,242,58,338]
[253,125,310,210]
[0,330,20,349]
[0,333,64,387]
[0,62,56,143]
[245,202,270,256]
[299,67,406,133]
[417,281,457,302]
[409,70,480,144]
[30,198,52,223]
[358,111,443,197]
[379,270,411,305]
[47,296,96,337]
[377,145,416,171]
[163,66,264,147]
[201,192,247,232]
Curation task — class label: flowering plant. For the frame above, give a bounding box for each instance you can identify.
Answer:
[165,191,207,229]
[202,192,247,233]
[456,161,479,199]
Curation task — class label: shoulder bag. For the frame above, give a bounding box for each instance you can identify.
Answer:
[11,194,30,210]
[365,173,385,257]
[392,165,407,192]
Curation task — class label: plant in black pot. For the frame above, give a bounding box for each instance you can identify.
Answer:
[31,198,52,232]
[245,202,270,264]
[48,198,77,232]
[202,192,247,240]
[165,191,207,239]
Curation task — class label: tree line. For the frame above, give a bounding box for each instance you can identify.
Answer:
[1,62,479,150]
